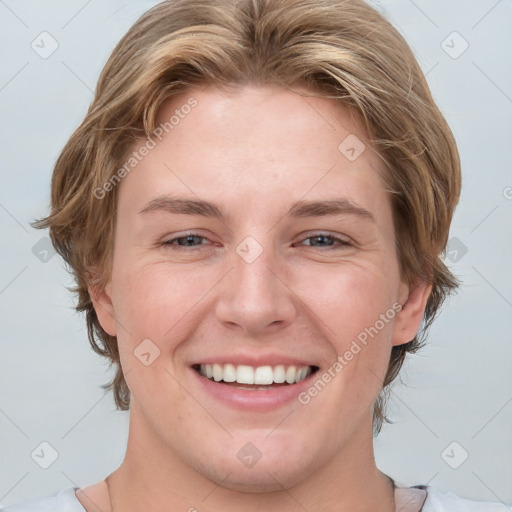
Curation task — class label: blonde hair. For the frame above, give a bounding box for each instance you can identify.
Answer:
[35,0,461,434]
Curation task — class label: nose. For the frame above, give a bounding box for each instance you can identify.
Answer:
[214,240,298,336]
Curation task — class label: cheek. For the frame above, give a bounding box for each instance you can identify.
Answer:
[298,263,399,343]
[110,260,219,349]
[298,264,399,402]
[108,263,195,406]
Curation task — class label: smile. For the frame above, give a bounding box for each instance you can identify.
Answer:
[195,363,318,387]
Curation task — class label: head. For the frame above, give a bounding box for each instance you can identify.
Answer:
[35,0,460,490]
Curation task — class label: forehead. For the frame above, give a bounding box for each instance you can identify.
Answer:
[117,84,390,226]
[154,83,374,162]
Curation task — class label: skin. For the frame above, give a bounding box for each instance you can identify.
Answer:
[79,84,431,512]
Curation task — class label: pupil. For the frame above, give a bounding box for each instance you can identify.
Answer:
[181,235,199,246]
[314,235,331,246]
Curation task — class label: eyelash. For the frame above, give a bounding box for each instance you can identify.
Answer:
[161,232,352,250]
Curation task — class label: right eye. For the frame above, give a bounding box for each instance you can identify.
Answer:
[161,233,209,249]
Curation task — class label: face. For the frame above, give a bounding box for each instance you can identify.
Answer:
[93,84,429,492]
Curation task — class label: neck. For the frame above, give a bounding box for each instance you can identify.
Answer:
[106,408,395,512]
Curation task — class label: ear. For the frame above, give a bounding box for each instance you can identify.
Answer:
[88,280,118,337]
[392,279,432,346]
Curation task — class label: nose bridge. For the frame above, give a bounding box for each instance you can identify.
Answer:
[215,235,296,334]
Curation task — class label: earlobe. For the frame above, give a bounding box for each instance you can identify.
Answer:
[392,279,432,346]
[89,282,118,337]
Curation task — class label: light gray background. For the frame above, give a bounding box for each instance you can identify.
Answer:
[1,0,511,508]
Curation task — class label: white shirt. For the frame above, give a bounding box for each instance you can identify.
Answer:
[1,485,511,511]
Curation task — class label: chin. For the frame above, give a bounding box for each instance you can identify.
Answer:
[202,466,310,493]
[191,444,320,493]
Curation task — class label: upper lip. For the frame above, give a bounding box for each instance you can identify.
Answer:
[190,353,319,368]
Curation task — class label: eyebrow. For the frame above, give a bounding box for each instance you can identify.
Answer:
[139,196,231,220]
[138,196,375,223]
[289,198,375,223]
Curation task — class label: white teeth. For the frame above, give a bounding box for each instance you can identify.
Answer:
[285,366,296,384]
[296,367,311,383]
[223,363,236,383]
[254,366,273,385]
[237,365,254,384]
[212,363,223,382]
[198,363,313,385]
[273,365,286,383]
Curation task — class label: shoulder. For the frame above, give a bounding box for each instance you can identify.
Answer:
[0,487,85,512]
[422,486,512,512]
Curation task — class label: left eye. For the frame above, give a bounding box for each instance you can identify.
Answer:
[298,234,351,248]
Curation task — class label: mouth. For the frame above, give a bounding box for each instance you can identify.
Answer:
[192,363,319,390]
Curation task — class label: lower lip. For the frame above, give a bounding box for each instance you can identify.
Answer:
[190,367,316,412]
